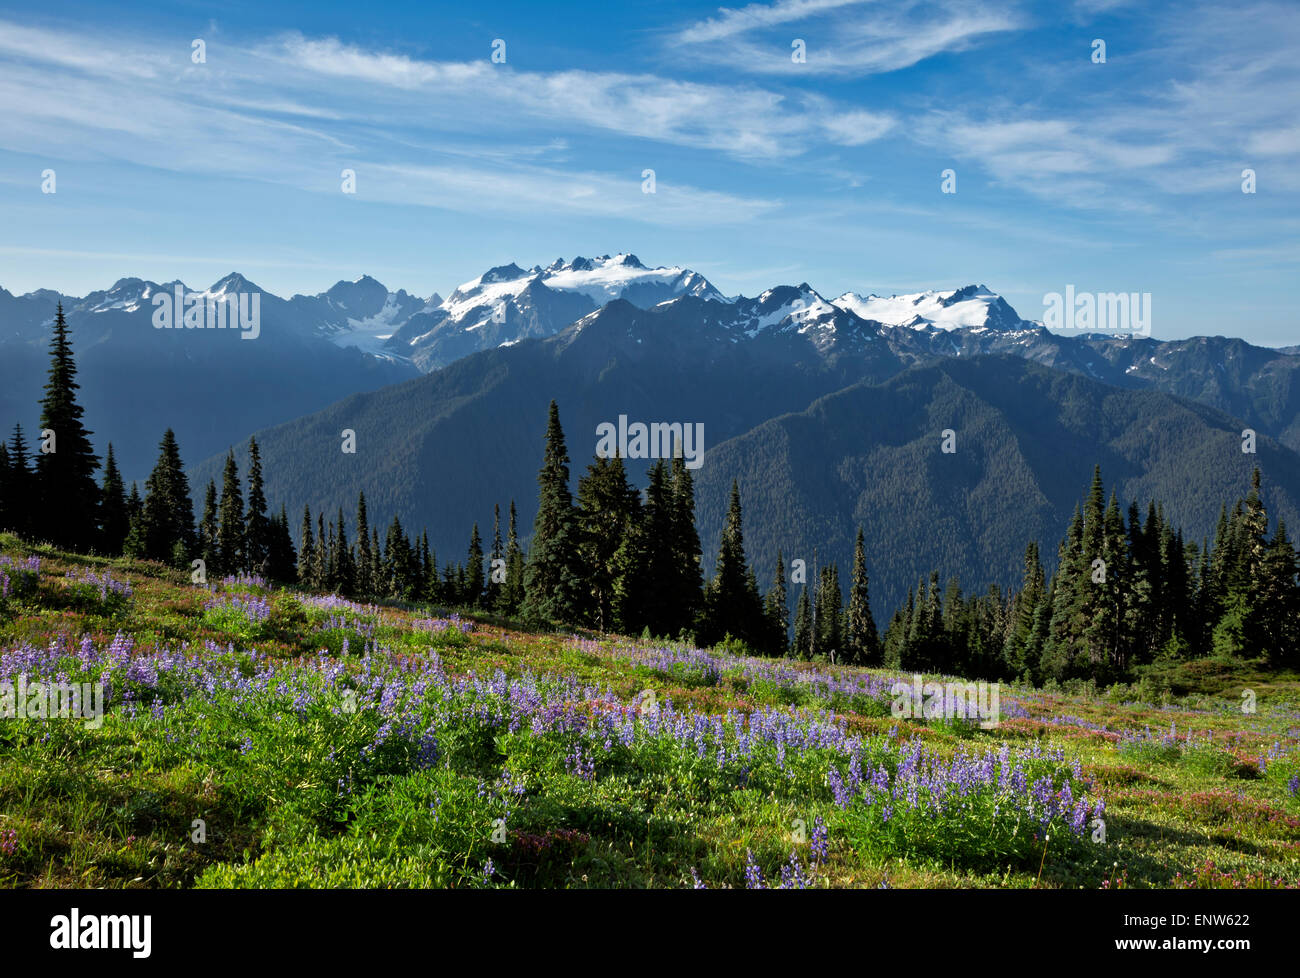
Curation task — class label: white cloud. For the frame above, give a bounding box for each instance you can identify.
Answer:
[671,0,1020,76]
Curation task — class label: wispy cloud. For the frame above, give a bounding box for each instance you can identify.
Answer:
[670,0,1020,76]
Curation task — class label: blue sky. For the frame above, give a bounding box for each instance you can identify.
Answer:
[0,0,1296,344]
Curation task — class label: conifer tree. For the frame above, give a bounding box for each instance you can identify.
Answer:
[0,441,10,535]
[422,532,440,604]
[699,480,765,649]
[502,500,525,616]
[355,493,373,597]
[466,523,485,607]
[669,454,704,636]
[267,504,297,582]
[35,303,100,550]
[489,504,503,609]
[122,482,145,558]
[312,512,328,591]
[522,401,584,625]
[1005,541,1044,678]
[815,563,844,661]
[243,438,271,576]
[764,550,789,656]
[198,480,220,576]
[576,454,640,631]
[792,586,813,659]
[4,425,34,539]
[298,506,314,586]
[98,444,129,555]
[846,528,879,664]
[217,451,244,574]
[335,508,354,594]
[138,429,195,565]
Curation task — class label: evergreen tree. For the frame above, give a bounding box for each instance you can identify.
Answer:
[698,481,765,649]
[763,550,789,656]
[335,508,354,594]
[243,438,271,577]
[311,513,328,591]
[122,482,145,558]
[217,451,244,574]
[354,492,372,596]
[297,506,314,586]
[668,454,704,636]
[4,425,34,539]
[138,429,195,565]
[792,586,813,659]
[35,302,100,550]
[576,454,640,631]
[267,504,297,582]
[1255,520,1299,667]
[0,441,10,535]
[489,504,504,609]
[198,479,220,576]
[502,500,526,616]
[466,523,485,607]
[521,401,584,625]
[845,528,879,664]
[98,443,129,555]
[383,516,415,599]
[1005,541,1044,678]
[815,563,844,661]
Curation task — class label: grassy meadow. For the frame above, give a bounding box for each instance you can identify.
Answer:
[1,532,1297,889]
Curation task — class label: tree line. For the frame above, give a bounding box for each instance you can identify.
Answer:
[1,306,1295,678]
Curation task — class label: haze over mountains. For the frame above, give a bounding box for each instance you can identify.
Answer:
[4,252,1299,614]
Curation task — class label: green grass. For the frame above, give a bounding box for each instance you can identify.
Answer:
[1,531,1297,889]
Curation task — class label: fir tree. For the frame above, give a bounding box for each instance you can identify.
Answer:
[845,528,879,665]
[217,451,244,574]
[243,438,271,577]
[198,480,220,576]
[521,401,584,625]
[699,480,765,649]
[489,504,503,609]
[502,500,525,616]
[668,454,704,637]
[354,493,372,597]
[763,550,789,656]
[792,586,813,659]
[4,425,34,539]
[297,506,314,586]
[122,482,145,558]
[35,303,100,550]
[311,513,328,591]
[335,508,354,594]
[466,523,485,607]
[576,454,640,631]
[267,504,297,582]
[815,563,844,661]
[98,443,129,555]
[138,429,195,566]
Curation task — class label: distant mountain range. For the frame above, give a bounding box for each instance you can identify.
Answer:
[184,294,1300,615]
[4,253,1298,611]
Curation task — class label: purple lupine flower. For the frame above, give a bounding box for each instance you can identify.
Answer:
[810,816,828,864]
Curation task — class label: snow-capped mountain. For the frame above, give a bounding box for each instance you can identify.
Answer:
[831,284,1031,332]
[386,254,723,370]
